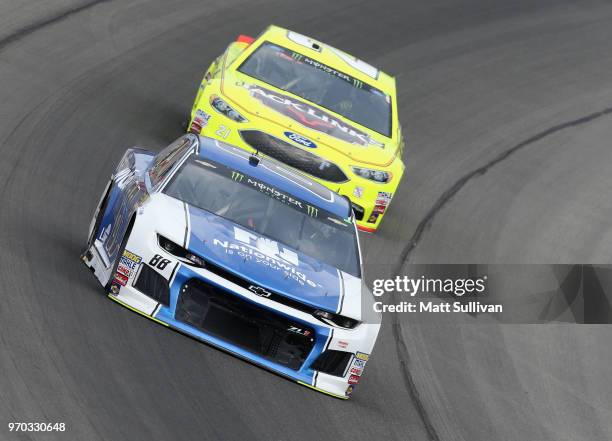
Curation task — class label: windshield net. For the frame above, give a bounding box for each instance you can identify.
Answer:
[238,42,391,137]
[163,158,361,277]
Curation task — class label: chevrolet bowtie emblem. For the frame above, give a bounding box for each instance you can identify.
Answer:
[248,285,272,298]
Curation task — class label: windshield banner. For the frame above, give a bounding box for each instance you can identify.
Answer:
[193,158,351,229]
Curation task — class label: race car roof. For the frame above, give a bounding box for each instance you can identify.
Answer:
[257,25,396,95]
[196,136,352,219]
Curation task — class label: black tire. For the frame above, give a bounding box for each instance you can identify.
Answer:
[181,117,189,131]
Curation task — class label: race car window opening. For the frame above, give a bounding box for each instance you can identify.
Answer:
[237,42,392,137]
[149,136,193,190]
[163,158,361,277]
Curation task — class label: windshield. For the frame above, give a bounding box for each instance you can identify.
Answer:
[163,157,361,277]
[238,42,392,137]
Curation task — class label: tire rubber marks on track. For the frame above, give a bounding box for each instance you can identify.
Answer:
[391,317,441,441]
[0,0,109,52]
[391,106,612,441]
[395,106,612,272]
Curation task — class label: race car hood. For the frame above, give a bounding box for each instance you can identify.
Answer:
[186,204,359,316]
[220,70,397,166]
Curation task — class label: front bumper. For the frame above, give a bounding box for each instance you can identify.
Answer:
[189,104,404,233]
[110,228,380,399]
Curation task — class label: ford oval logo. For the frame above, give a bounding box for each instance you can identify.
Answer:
[284,131,317,148]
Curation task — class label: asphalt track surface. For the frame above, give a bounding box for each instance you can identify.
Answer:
[1,1,612,440]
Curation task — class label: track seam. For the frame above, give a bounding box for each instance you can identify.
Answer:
[391,318,441,441]
[0,0,109,51]
[394,106,612,273]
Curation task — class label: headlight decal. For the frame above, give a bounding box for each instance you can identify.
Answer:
[351,166,392,183]
[158,235,206,268]
[313,309,359,329]
[210,96,248,122]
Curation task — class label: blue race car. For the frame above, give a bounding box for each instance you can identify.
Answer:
[82,134,380,399]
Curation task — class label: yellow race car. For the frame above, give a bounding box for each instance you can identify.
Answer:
[188,25,405,232]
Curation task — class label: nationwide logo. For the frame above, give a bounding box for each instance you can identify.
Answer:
[284,131,317,148]
[211,227,320,288]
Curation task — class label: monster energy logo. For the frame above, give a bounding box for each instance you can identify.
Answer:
[306,205,319,217]
[352,78,363,88]
[231,171,244,182]
[291,52,303,61]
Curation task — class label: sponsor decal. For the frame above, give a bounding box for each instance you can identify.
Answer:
[349,355,367,378]
[271,41,378,92]
[196,109,210,123]
[352,358,366,368]
[306,205,319,217]
[368,212,380,224]
[375,191,393,206]
[191,109,211,135]
[120,250,142,268]
[349,366,364,376]
[190,122,202,135]
[275,51,295,62]
[353,187,364,199]
[345,385,355,397]
[243,176,309,214]
[212,227,320,288]
[231,171,245,182]
[234,227,298,266]
[372,205,386,214]
[355,351,370,361]
[348,374,361,385]
[114,272,128,286]
[117,263,131,277]
[242,83,383,148]
[284,131,317,148]
[337,340,349,349]
[190,158,352,230]
[115,250,142,284]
